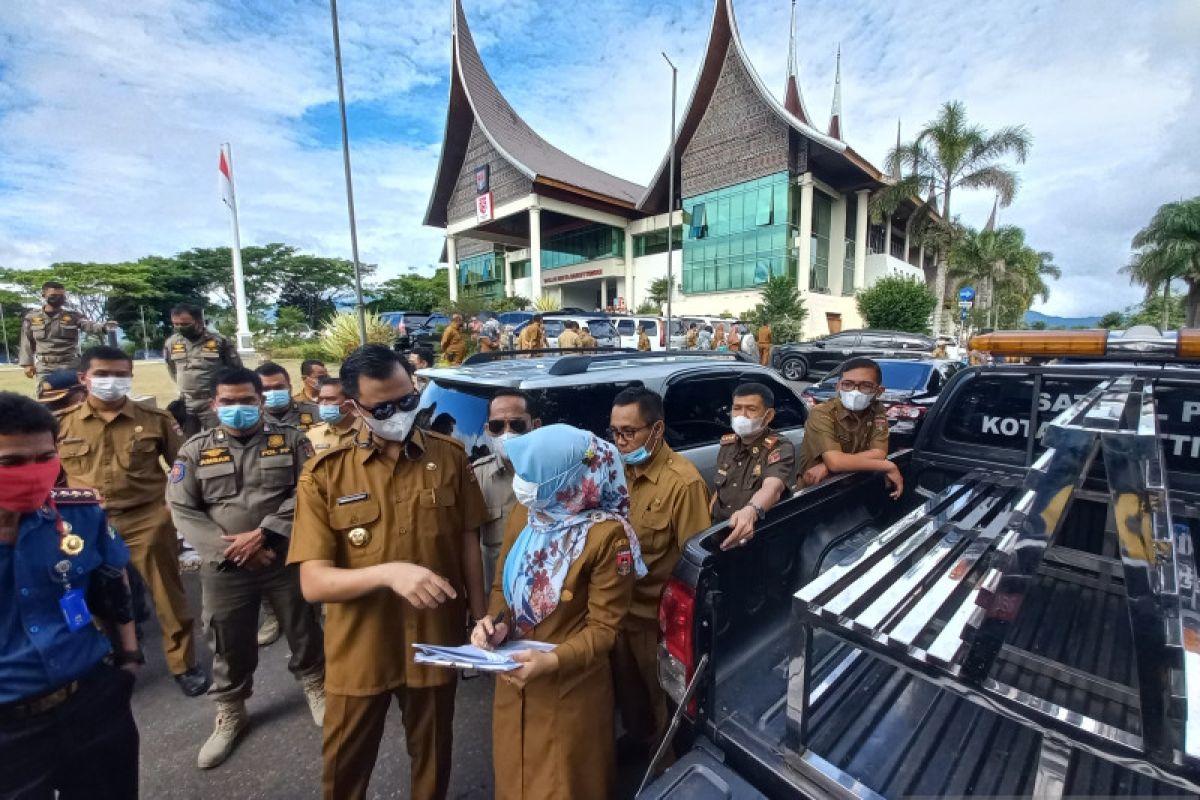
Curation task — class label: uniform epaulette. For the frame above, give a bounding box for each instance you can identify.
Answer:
[50,487,101,505]
[305,442,355,471]
[182,429,214,449]
[52,405,77,419]
[424,430,466,452]
[720,433,738,445]
[764,434,779,448]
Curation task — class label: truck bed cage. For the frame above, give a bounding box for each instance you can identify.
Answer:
[461,348,749,375]
[788,375,1200,797]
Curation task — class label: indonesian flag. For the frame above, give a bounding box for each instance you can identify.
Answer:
[218,145,237,212]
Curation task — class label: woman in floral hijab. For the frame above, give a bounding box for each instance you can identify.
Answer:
[472,423,645,799]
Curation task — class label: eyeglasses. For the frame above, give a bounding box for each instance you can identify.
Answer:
[607,425,651,443]
[356,393,421,420]
[837,380,880,393]
[486,418,530,435]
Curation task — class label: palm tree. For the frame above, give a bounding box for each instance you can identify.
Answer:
[1122,197,1200,327]
[873,101,1032,334]
[949,225,1057,329]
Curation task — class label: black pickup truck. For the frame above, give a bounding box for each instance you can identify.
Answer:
[641,356,1200,799]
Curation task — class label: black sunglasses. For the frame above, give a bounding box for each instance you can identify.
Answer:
[357,393,421,421]
[487,418,531,435]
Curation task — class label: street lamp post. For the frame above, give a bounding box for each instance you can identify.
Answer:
[329,0,368,346]
[662,52,677,352]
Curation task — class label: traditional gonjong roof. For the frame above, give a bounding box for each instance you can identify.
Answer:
[424,0,645,228]
[828,45,843,140]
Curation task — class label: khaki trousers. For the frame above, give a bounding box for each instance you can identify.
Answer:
[108,503,196,674]
[610,624,668,745]
[322,681,456,800]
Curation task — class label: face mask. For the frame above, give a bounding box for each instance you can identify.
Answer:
[263,389,291,410]
[318,404,344,423]
[622,446,651,466]
[731,414,764,439]
[89,377,132,403]
[512,474,549,510]
[487,432,519,462]
[839,389,873,412]
[174,324,202,340]
[360,408,418,443]
[217,405,261,430]
[45,295,65,307]
[0,457,62,513]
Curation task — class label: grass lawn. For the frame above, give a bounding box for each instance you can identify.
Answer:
[0,358,325,406]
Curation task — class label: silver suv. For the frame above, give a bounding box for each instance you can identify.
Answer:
[416,352,808,484]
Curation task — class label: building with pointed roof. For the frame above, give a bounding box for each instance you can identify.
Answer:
[425,0,931,336]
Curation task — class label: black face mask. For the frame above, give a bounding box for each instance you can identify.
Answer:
[45,295,65,307]
[174,324,201,340]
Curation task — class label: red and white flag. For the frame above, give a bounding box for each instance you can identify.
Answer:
[218,146,237,212]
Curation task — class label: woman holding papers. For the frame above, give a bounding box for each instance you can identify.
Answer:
[471,424,643,799]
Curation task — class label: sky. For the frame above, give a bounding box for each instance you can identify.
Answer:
[1,0,1197,318]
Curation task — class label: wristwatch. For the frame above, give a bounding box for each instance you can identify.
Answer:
[748,502,766,521]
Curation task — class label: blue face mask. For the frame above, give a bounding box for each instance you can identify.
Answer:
[318,404,344,423]
[621,446,650,465]
[263,389,291,410]
[217,405,261,430]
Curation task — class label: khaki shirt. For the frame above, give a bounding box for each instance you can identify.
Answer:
[266,402,315,431]
[625,444,710,628]
[292,388,321,423]
[18,307,105,372]
[163,331,242,410]
[56,398,183,511]
[288,428,488,694]
[712,429,795,522]
[637,330,650,351]
[685,330,698,349]
[472,454,515,548]
[305,419,361,452]
[441,324,466,362]
[579,333,597,350]
[166,422,313,563]
[796,398,889,482]
[558,329,581,349]
[757,326,772,349]
[518,323,547,350]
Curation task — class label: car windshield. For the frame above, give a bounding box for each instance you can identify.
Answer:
[587,320,616,338]
[416,381,491,459]
[819,360,933,392]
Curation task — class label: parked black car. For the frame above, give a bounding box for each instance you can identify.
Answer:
[800,357,963,447]
[772,329,936,381]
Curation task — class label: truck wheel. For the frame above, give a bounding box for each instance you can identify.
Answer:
[780,356,808,382]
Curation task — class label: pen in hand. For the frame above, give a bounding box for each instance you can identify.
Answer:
[473,610,508,651]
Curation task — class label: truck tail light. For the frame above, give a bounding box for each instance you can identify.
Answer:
[658,577,697,715]
[886,403,926,420]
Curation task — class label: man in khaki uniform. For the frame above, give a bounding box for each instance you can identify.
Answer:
[473,389,540,594]
[290,345,488,800]
[579,325,598,350]
[517,315,547,351]
[685,323,699,350]
[295,359,329,421]
[56,346,209,696]
[637,326,651,352]
[757,323,773,366]
[711,382,795,549]
[608,387,710,756]
[557,321,581,350]
[164,303,242,433]
[257,361,316,431]
[439,314,466,365]
[18,281,115,380]
[305,377,361,453]
[796,357,903,498]
[166,365,325,769]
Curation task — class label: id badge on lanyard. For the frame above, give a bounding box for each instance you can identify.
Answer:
[55,560,93,632]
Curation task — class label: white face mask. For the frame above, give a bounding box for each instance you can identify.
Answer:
[839,389,873,412]
[731,414,764,439]
[360,408,418,443]
[90,377,132,403]
[511,474,546,509]
[487,431,519,462]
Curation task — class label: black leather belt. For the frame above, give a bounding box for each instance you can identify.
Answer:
[0,680,80,721]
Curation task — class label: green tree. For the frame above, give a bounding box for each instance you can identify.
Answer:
[1122,197,1200,327]
[276,255,370,328]
[856,276,938,333]
[367,269,450,314]
[873,101,1032,333]
[0,288,26,363]
[746,275,807,343]
[948,225,1058,329]
[646,277,673,310]
[1097,311,1125,329]
[172,244,292,314]
[1030,320,1049,330]
[1124,289,1187,329]
[491,295,530,313]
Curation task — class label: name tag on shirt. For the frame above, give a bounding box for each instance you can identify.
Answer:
[60,588,93,632]
[337,493,368,505]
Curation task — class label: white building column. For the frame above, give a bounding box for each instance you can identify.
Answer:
[884,213,893,257]
[504,255,514,298]
[529,206,543,301]
[446,235,458,302]
[903,216,913,266]
[828,194,847,297]
[623,227,634,309]
[796,173,814,293]
[854,189,869,293]
[600,279,609,309]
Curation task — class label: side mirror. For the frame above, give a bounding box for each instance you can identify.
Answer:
[813,341,825,349]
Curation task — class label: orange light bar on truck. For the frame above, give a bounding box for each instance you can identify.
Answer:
[1180,329,1200,359]
[968,330,1109,357]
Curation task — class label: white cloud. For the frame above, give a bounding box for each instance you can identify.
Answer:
[1,0,1197,319]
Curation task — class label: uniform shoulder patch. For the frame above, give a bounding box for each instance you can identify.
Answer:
[720,433,738,445]
[50,487,101,504]
[304,443,353,471]
[764,435,779,448]
[169,460,186,483]
[615,544,633,576]
[767,450,783,465]
[424,429,466,452]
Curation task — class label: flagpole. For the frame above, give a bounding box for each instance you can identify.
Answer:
[329,0,368,346]
[221,143,254,358]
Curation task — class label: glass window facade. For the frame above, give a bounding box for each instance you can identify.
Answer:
[809,191,832,293]
[632,227,683,257]
[843,194,857,295]
[509,259,529,280]
[541,224,623,270]
[682,172,795,295]
[458,250,504,300]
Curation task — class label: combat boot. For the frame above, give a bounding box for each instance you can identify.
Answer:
[302,673,326,727]
[197,700,248,769]
[256,603,280,647]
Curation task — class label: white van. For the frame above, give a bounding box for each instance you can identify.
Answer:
[613,316,672,351]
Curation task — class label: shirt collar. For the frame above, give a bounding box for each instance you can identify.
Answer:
[79,397,136,421]
[630,440,671,485]
[354,425,427,466]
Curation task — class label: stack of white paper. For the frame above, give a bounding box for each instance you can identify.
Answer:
[412,640,556,672]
